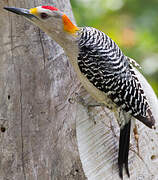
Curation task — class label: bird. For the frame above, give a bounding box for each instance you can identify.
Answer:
[4,5,156,179]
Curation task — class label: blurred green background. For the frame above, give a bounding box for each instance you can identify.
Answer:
[71,0,158,95]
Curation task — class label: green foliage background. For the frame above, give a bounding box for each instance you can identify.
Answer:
[71,0,158,95]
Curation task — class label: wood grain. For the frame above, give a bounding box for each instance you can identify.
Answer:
[0,1,86,179]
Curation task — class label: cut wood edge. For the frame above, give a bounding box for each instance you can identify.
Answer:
[76,69,158,180]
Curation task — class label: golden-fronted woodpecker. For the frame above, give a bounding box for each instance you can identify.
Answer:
[4,6,156,179]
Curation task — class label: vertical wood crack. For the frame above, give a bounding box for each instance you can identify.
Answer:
[38,29,46,69]
[19,69,26,180]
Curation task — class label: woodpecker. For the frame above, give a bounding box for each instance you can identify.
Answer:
[4,6,156,179]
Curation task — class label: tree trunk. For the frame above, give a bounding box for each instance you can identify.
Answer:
[1,0,158,180]
[0,0,86,179]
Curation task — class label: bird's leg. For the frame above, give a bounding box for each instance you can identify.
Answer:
[68,93,107,124]
[87,103,105,107]
[68,93,96,124]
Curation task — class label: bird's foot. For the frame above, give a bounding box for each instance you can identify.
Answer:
[68,93,105,124]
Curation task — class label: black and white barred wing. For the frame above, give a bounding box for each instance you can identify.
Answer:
[78,27,155,128]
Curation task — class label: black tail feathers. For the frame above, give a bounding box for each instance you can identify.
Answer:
[118,120,131,179]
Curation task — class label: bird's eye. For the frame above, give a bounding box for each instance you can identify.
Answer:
[40,13,49,19]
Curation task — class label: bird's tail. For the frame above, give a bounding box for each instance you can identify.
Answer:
[135,108,155,129]
[118,120,131,179]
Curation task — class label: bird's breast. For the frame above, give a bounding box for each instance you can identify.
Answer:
[67,52,114,107]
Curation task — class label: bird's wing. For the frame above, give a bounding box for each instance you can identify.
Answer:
[127,56,142,69]
[78,27,155,129]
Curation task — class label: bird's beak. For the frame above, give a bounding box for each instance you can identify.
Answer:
[4,7,36,20]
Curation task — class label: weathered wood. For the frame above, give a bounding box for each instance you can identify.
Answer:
[76,69,158,180]
[0,1,86,179]
[1,0,158,180]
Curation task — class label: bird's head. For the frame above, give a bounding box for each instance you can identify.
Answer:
[4,5,79,41]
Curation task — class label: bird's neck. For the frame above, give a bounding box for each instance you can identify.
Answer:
[38,22,81,66]
[49,30,79,51]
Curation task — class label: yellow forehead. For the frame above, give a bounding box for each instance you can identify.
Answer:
[30,8,38,15]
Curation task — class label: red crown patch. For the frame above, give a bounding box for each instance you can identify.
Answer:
[42,6,58,11]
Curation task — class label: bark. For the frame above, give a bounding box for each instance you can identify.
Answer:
[0,0,86,180]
